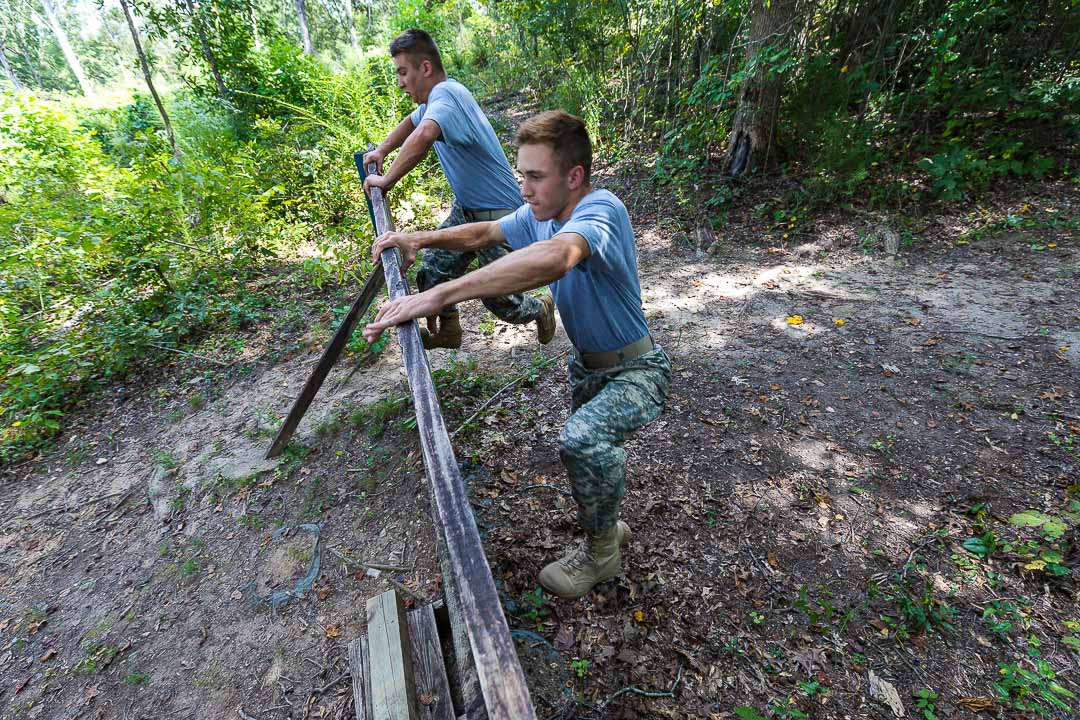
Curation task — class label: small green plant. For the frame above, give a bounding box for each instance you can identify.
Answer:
[749,610,765,625]
[914,688,939,720]
[570,658,589,679]
[993,660,1076,716]
[124,672,150,685]
[74,644,119,673]
[180,558,200,577]
[152,449,181,470]
[518,586,550,631]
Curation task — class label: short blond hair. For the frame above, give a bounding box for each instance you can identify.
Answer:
[516,110,592,184]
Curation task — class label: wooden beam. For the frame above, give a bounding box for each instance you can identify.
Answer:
[366,590,419,720]
[349,636,374,720]
[367,172,536,719]
[407,604,455,720]
[265,266,385,458]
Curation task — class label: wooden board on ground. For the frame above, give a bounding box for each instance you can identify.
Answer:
[367,169,536,719]
[349,636,374,720]
[366,589,419,720]
[407,603,455,720]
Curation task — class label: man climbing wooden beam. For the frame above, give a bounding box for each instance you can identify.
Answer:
[361,28,556,350]
[364,110,672,599]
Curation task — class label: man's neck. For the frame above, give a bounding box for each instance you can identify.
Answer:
[554,185,593,223]
[419,73,448,104]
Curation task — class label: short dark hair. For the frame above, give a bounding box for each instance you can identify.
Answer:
[389,29,444,73]
[516,110,592,184]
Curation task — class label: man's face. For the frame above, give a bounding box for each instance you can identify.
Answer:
[517,143,575,222]
[393,54,428,104]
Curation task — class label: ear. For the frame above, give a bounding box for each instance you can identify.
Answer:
[420,58,433,77]
[567,164,586,190]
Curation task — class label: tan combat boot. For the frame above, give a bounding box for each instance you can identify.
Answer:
[536,293,556,345]
[538,521,631,599]
[419,312,462,350]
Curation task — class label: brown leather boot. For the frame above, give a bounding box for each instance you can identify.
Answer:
[419,312,462,350]
[536,293,556,345]
[538,521,631,599]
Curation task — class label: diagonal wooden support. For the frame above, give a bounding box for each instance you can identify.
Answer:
[265,148,387,459]
[367,169,536,720]
[265,266,385,459]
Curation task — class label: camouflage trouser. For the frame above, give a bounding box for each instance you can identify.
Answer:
[558,346,672,535]
[416,203,544,323]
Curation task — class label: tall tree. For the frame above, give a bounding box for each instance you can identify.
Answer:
[294,0,311,54]
[722,0,798,177]
[118,0,179,159]
[182,0,228,102]
[340,0,357,51]
[39,0,92,95]
[245,0,259,49]
[0,35,22,89]
[15,15,44,87]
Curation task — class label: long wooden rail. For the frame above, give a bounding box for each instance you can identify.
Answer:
[367,172,536,719]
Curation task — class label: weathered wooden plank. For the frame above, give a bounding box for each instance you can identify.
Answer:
[367,171,536,720]
[437,543,487,720]
[367,590,419,720]
[349,636,374,720]
[265,265,385,458]
[407,604,455,720]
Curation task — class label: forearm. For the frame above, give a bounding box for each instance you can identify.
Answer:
[433,241,571,308]
[378,116,414,154]
[382,122,436,188]
[413,221,504,254]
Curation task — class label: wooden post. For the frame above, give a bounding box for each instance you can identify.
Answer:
[366,172,536,719]
[366,590,419,720]
[407,604,455,720]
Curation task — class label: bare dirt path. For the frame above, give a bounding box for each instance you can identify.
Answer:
[2,161,1077,718]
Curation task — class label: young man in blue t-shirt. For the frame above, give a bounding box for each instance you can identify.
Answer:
[362,29,555,350]
[364,111,672,599]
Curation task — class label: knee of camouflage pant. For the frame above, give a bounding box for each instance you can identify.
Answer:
[416,263,436,294]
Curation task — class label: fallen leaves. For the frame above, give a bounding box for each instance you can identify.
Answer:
[324,624,341,639]
[868,670,906,717]
[957,696,995,712]
[786,315,805,326]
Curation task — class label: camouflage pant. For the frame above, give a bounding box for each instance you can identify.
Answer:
[558,346,672,535]
[416,203,544,323]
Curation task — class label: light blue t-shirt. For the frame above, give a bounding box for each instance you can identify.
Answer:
[499,190,651,353]
[410,79,522,211]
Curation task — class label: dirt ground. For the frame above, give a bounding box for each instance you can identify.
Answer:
[2,148,1078,718]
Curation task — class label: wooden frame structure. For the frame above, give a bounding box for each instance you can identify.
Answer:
[349,170,536,720]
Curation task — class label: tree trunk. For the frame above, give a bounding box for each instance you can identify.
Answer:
[0,37,22,89]
[722,0,797,178]
[40,0,92,96]
[15,17,44,87]
[182,0,228,102]
[118,0,179,159]
[341,0,357,51]
[294,0,312,55]
[246,0,260,50]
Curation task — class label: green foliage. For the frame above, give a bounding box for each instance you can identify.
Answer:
[914,689,939,720]
[994,659,1076,716]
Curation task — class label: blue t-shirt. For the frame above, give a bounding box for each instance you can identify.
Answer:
[499,190,651,353]
[410,79,522,211]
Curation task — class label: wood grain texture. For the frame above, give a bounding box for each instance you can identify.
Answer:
[407,604,455,720]
[265,266,385,458]
[367,173,536,720]
[349,636,374,720]
[367,590,419,720]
